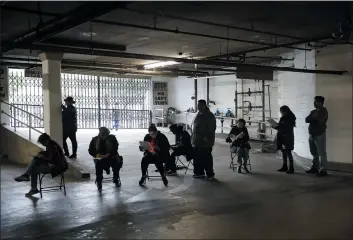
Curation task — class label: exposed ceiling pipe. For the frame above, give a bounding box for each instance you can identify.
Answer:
[122,7,325,43]
[0,5,324,43]
[206,35,332,60]
[2,2,128,53]
[42,38,126,52]
[1,57,206,77]
[93,20,306,51]
[5,43,347,75]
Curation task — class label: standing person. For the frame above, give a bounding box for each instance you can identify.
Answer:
[191,99,217,180]
[62,96,78,159]
[139,124,169,186]
[226,119,251,173]
[88,127,122,190]
[271,105,296,174]
[167,124,193,176]
[14,133,68,196]
[305,96,328,177]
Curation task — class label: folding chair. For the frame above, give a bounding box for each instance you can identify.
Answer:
[93,159,121,185]
[147,165,166,180]
[175,155,194,174]
[229,144,252,172]
[38,172,66,199]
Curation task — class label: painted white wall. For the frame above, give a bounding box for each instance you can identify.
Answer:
[276,47,316,159]
[315,45,352,164]
[168,74,278,137]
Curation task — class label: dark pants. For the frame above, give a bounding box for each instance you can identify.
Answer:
[94,157,121,183]
[25,157,51,190]
[193,147,215,177]
[281,149,294,166]
[141,153,165,177]
[63,131,77,155]
[167,147,187,173]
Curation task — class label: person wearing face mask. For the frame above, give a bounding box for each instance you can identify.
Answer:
[305,96,329,177]
[271,105,297,174]
[226,119,251,173]
[88,127,122,190]
[14,133,68,196]
[139,124,169,186]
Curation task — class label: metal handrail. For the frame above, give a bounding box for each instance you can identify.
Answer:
[1,101,44,141]
[1,101,44,121]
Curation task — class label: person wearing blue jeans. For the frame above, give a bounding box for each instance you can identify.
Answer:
[14,133,68,196]
[305,96,328,177]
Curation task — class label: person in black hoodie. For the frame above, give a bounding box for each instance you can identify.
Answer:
[167,124,193,175]
[139,124,169,186]
[88,127,122,190]
[226,119,251,173]
[62,96,78,159]
[272,105,296,174]
[14,133,68,196]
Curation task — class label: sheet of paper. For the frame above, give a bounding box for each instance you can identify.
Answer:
[139,141,151,151]
[267,118,278,126]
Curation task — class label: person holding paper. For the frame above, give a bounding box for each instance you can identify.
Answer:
[167,124,193,176]
[271,105,296,174]
[14,133,68,196]
[88,127,122,190]
[139,124,169,186]
[226,119,251,173]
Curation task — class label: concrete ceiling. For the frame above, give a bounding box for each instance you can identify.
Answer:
[0,1,351,75]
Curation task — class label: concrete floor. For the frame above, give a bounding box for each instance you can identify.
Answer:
[2,129,353,239]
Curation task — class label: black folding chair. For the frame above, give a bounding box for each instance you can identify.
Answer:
[38,172,66,198]
[93,158,121,185]
[229,144,252,172]
[175,155,194,174]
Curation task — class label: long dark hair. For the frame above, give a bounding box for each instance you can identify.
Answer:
[280,105,296,127]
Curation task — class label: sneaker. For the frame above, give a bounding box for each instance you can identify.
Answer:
[317,170,328,177]
[15,174,30,182]
[277,164,288,172]
[237,167,242,173]
[69,154,77,159]
[25,189,39,196]
[166,170,177,176]
[306,167,319,174]
[97,181,102,190]
[64,153,70,158]
[243,167,250,173]
[193,174,205,179]
[286,166,294,174]
[206,176,215,181]
[139,176,147,186]
[114,178,121,187]
[162,176,168,186]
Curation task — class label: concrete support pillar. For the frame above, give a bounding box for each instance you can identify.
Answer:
[39,52,63,145]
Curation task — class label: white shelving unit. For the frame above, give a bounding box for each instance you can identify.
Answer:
[153,108,166,127]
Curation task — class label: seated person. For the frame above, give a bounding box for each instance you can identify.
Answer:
[14,133,68,196]
[88,127,122,190]
[139,124,169,186]
[226,119,251,173]
[167,124,193,176]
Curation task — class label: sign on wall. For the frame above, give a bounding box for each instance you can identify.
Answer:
[0,66,9,101]
[153,81,168,105]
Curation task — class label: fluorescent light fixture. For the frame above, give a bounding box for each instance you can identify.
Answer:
[144,61,180,69]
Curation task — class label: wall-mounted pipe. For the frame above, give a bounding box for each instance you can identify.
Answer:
[194,79,198,111]
[5,43,347,75]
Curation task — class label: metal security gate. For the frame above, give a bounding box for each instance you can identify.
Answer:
[8,69,152,129]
